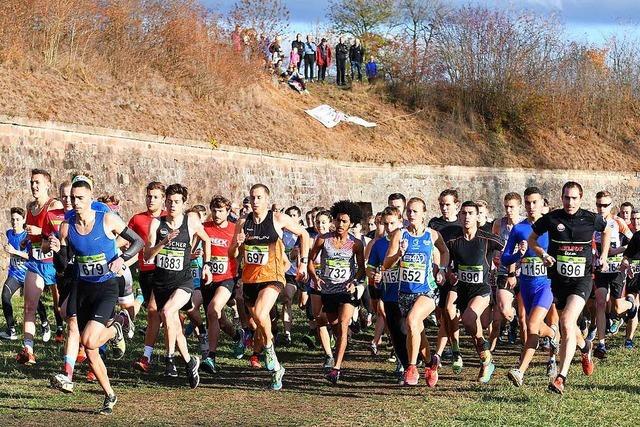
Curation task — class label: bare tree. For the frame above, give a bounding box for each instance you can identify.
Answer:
[229,0,290,37]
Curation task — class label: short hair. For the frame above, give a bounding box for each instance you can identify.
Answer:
[407,197,427,212]
[382,206,402,219]
[315,210,332,222]
[10,207,25,217]
[596,190,612,199]
[621,201,634,210]
[31,169,51,183]
[543,198,550,207]
[439,189,459,203]
[71,174,93,191]
[210,195,231,211]
[191,205,206,214]
[330,200,362,225]
[98,195,119,205]
[460,200,479,214]
[250,183,270,196]
[562,181,583,197]
[146,181,165,193]
[387,193,406,205]
[58,181,71,192]
[475,199,489,209]
[285,206,302,217]
[504,192,522,203]
[165,184,188,202]
[524,187,542,198]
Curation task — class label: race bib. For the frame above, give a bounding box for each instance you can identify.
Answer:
[190,259,201,279]
[77,253,109,278]
[382,268,399,284]
[631,260,640,274]
[210,255,228,274]
[556,255,586,278]
[520,257,547,277]
[605,254,623,273]
[244,245,269,265]
[324,258,350,281]
[31,242,52,261]
[399,260,426,284]
[458,265,483,284]
[157,248,185,271]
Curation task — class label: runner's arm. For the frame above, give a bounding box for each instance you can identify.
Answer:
[228,218,246,259]
[143,218,163,262]
[353,239,366,283]
[276,212,310,267]
[382,229,402,270]
[107,213,144,263]
[307,236,324,284]
[432,229,449,269]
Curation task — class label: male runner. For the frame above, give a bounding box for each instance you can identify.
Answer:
[446,201,504,383]
[619,202,634,232]
[145,184,212,386]
[281,205,303,346]
[528,181,610,394]
[230,183,310,390]
[617,225,640,348]
[16,169,63,364]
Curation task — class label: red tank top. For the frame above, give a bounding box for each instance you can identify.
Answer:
[203,221,237,282]
[26,199,55,262]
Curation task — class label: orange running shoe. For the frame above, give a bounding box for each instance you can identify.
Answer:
[132,356,151,373]
[16,347,36,365]
[404,364,419,386]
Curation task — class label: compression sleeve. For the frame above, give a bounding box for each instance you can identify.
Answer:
[119,227,144,262]
[501,226,522,266]
[624,232,640,258]
[531,214,550,236]
[53,247,68,273]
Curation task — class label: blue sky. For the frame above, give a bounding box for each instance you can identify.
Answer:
[204,0,640,43]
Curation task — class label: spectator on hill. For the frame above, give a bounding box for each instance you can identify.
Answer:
[291,34,304,70]
[316,38,332,82]
[290,47,301,69]
[269,35,285,68]
[366,56,378,83]
[303,34,317,82]
[259,33,271,65]
[335,36,349,86]
[282,64,308,94]
[231,25,242,53]
[349,38,365,82]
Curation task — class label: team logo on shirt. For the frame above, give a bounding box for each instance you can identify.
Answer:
[557,224,565,232]
[159,228,168,237]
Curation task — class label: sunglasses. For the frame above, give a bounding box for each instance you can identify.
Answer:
[596,202,612,208]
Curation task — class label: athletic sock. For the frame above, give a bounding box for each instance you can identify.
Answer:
[233,330,242,341]
[63,355,76,380]
[581,341,590,354]
[143,345,153,361]
[135,293,144,304]
[24,338,34,353]
[451,341,460,353]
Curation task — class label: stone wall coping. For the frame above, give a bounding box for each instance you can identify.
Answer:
[0,114,629,177]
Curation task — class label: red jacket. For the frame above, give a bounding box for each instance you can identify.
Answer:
[316,45,332,67]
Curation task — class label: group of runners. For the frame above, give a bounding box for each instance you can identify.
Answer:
[3,168,640,414]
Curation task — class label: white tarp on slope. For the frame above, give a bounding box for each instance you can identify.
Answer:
[305,104,376,128]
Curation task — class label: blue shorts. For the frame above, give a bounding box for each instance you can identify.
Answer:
[25,261,57,286]
[520,279,553,314]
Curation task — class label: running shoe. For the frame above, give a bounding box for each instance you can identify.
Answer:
[42,322,51,343]
[507,368,524,387]
[369,342,378,356]
[264,345,278,372]
[271,365,286,390]
[330,334,336,349]
[586,327,596,342]
[540,336,551,352]
[77,347,87,363]
[547,359,558,379]
[186,356,200,389]
[201,357,218,374]
[581,340,594,376]
[609,317,623,335]
[283,333,292,347]
[99,394,117,415]
[132,356,151,373]
[395,361,405,385]
[404,364,419,386]
[118,310,134,340]
[442,347,453,361]
[325,368,340,385]
[164,357,178,378]
[593,343,607,360]
[424,355,440,388]
[478,351,495,384]
[50,373,74,393]
[0,327,17,340]
[109,322,126,360]
[452,353,463,374]
[87,369,97,382]
[16,347,36,365]
[323,355,335,371]
[233,330,247,359]
[54,327,65,343]
[548,376,564,394]
[249,353,261,369]
[301,334,315,350]
[625,339,634,349]
[387,351,397,363]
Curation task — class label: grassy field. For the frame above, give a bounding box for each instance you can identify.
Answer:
[1,291,640,426]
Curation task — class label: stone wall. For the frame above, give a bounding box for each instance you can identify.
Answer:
[1,115,639,269]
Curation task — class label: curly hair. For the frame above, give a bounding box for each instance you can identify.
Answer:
[330,200,363,225]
